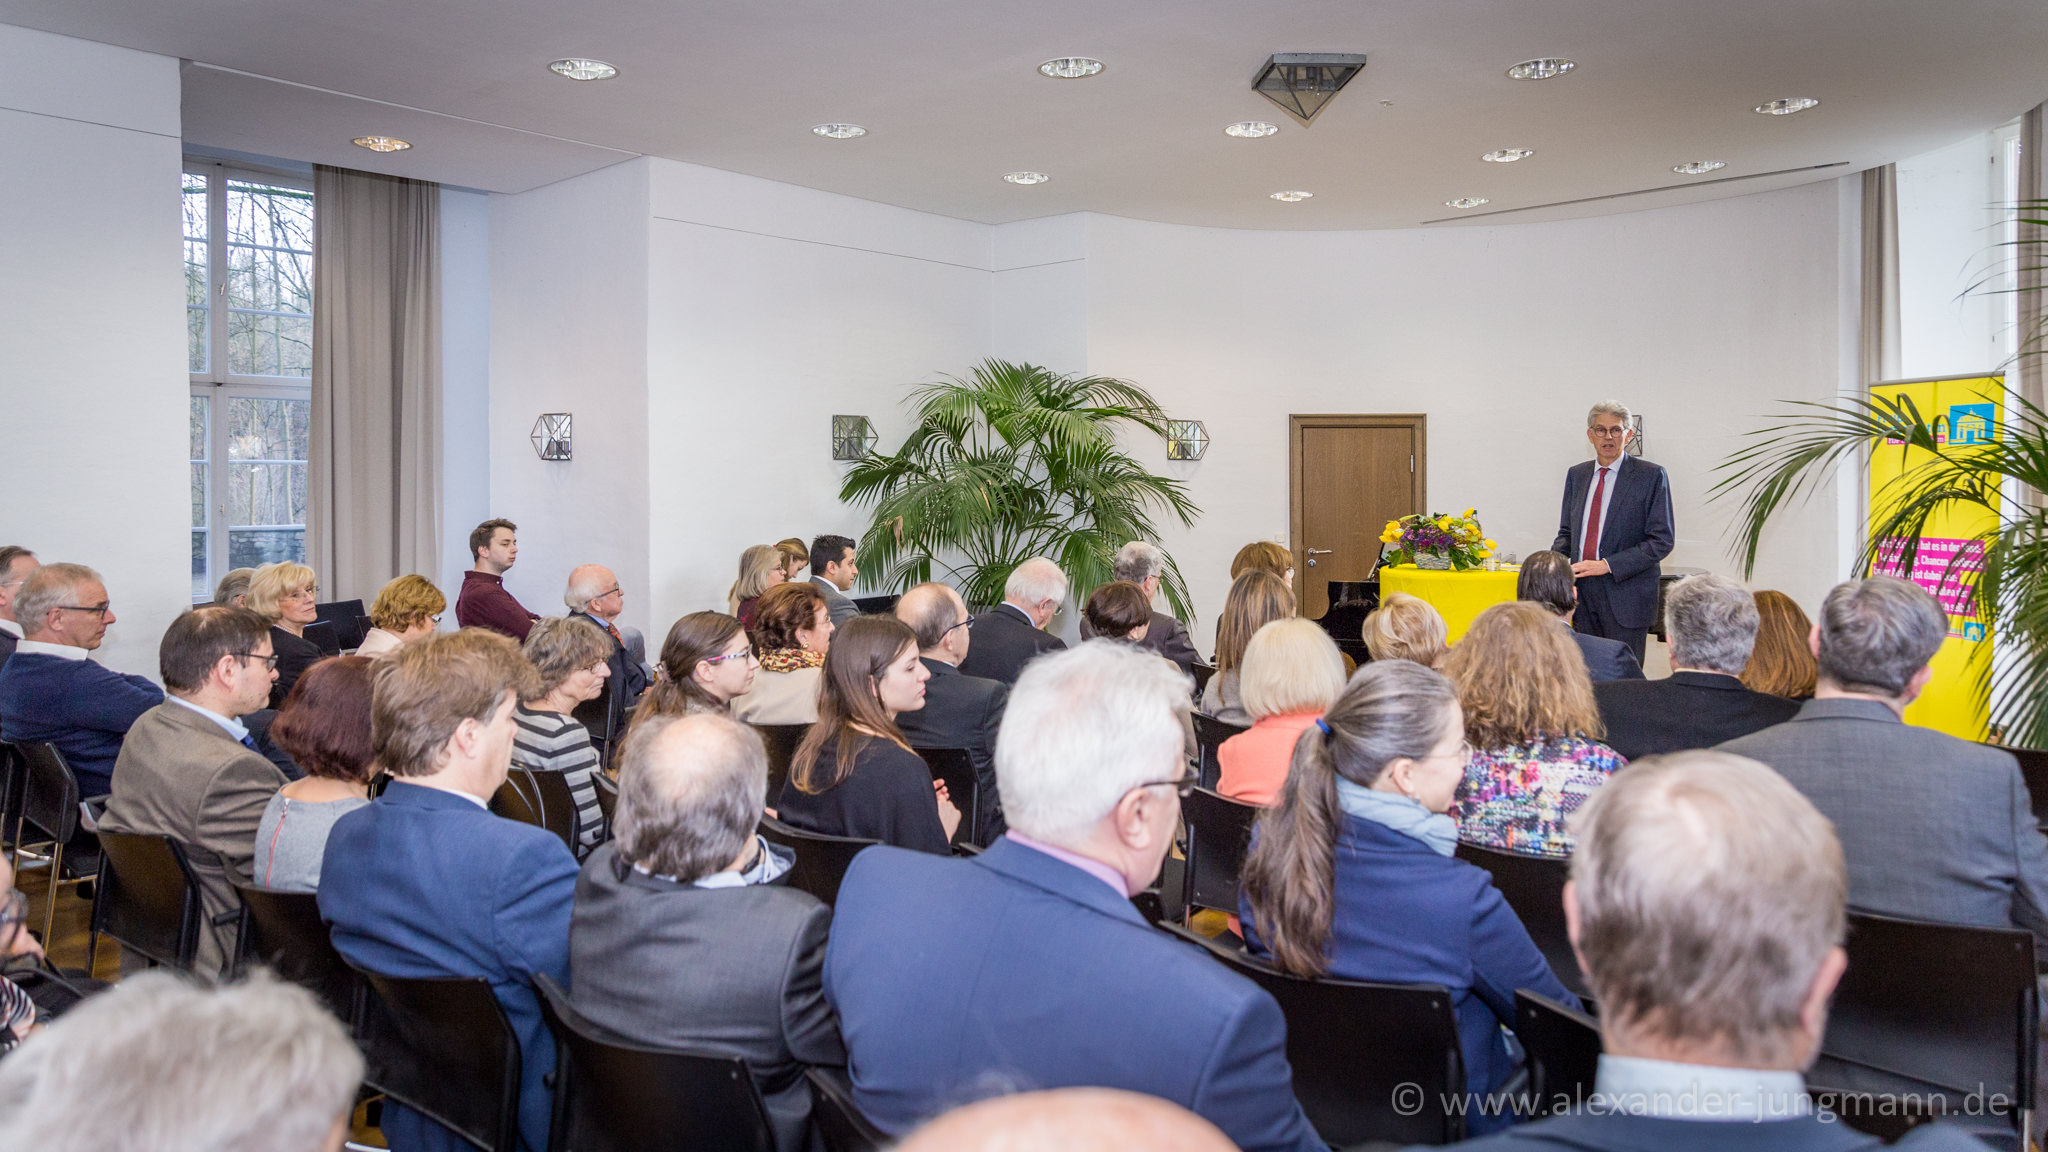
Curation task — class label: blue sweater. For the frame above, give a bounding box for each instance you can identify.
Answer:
[0,652,162,797]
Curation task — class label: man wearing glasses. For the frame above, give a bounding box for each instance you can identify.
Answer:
[0,545,37,664]
[565,564,652,753]
[894,582,1009,845]
[0,563,162,798]
[1550,401,1675,666]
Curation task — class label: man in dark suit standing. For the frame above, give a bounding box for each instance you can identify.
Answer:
[958,557,1069,687]
[895,582,1008,844]
[809,534,862,628]
[1516,550,1643,682]
[0,545,37,664]
[565,563,651,751]
[1552,401,1674,666]
[1595,575,1798,759]
[1078,542,1200,674]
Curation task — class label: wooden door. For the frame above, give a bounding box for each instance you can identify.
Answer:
[1289,415,1426,618]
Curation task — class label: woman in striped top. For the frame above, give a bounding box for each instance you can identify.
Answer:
[516,616,614,854]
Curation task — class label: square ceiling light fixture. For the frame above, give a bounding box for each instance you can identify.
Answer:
[1252,53,1368,125]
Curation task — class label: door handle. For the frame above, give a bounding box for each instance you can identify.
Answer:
[1306,547,1333,568]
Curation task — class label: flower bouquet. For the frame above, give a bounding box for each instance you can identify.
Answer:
[1380,509,1496,571]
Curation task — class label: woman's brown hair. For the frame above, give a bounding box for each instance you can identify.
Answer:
[775,538,809,570]
[1214,570,1295,674]
[1440,601,1603,747]
[1084,581,1151,640]
[271,656,379,783]
[1231,541,1293,580]
[1742,590,1818,699]
[790,615,919,794]
[634,612,746,726]
[752,581,828,651]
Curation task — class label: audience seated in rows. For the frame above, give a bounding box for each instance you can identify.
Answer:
[895,581,1009,844]
[959,556,1070,686]
[356,573,444,657]
[210,565,254,609]
[515,617,613,854]
[0,562,162,797]
[1203,569,1294,724]
[1230,540,1294,583]
[733,581,833,725]
[634,610,755,724]
[1361,590,1449,668]
[1516,551,1642,681]
[318,629,574,1152]
[570,713,839,1152]
[246,562,324,708]
[777,615,957,852]
[826,640,1323,1152]
[256,656,376,893]
[1082,580,1153,644]
[1241,659,1579,1134]
[456,517,539,641]
[729,544,787,631]
[897,1088,1238,1152]
[564,563,652,749]
[1,856,43,1053]
[808,534,863,627]
[1722,576,2048,945]
[1077,542,1200,673]
[775,537,809,582]
[1445,602,1625,859]
[1594,574,1797,759]
[1742,588,1819,699]
[1218,618,1347,807]
[0,544,38,662]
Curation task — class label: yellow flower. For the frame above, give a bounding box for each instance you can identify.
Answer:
[1483,538,1497,549]
[1464,508,1476,518]
[1435,517,1450,530]
[1380,528,1400,544]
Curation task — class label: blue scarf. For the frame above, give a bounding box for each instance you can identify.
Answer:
[1334,776,1459,857]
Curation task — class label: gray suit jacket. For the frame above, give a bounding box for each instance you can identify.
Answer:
[1080,610,1200,674]
[809,576,860,628]
[1719,697,2048,944]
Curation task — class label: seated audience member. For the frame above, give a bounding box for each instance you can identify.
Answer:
[319,629,572,1152]
[211,566,254,609]
[0,544,38,662]
[103,606,287,977]
[826,641,1323,1151]
[0,970,363,1152]
[571,713,842,1152]
[958,556,1070,687]
[1722,577,2048,944]
[1082,580,1153,644]
[1076,542,1199,672]
[897,1089,1237,1152]
[776,615,956,852]
[256,656,377,893]
[1362,591,1450,668]
[1742,589,1819,699]
[565,564,652,748]
[776,537,810,583]
[1230,540,1294,583]
[1444,602,1625,859]
[0,563,162,798]
[730,544,788,631]
[895,582,1009,844]
[456,517,539,641]
[1594,575,1798,759]
[1218,619,1348,807]
[1,856,43,1052]
[809,534,864,627]
[516,617,613,854]
[356,574,445,656]
[1515,550,1642,681]
[732,581,834,725]
[632,611,756,726]
[1203,569,1295,724]
[246,562,324,707]
[1241,661,1578,1131]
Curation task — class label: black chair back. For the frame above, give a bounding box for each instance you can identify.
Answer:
[592,771,618,840]
[807,1066,886,1152]
[301,618,341,657]
[1452,842,1585,997]
[1162,924,1466,1146]
[852,594,901,616]
[314,599,370,652]
[917,747,978,847]
[88,830,204,972]
[1991,744,2048,831]
[571,680,618,753]
[1181,786,1259,923]
[0,741,22,855]
[1515,990,1600,1118]
[490,768,545,829]
[753,724,809,802]
[757,815,879,906]
[13,741,93,947]
[523,768,583,853]
[1189,663,1217,697]
[233,883,361,1025]
[1190,713,1247,791]
[352,966,523,1152]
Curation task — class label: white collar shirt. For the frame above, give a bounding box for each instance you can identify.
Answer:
[1591,1054,1811,1122]
[166,694,250,743]
[14,640,88,661]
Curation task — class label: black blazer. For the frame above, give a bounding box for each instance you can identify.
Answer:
[893,658,1008,845]
[1550,455,1675,629]
[569,610,650,737]
[1574,631,1644,682]
[1594,671,1799,761]
[569,844,844,1152]
[0,628,16,664]
[775,733,952,855]
[1080,610,1200,674]
[268,625,325,709]
[957,603,1067,687]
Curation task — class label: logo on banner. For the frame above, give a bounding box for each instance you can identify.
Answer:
[1949,403,1995,445]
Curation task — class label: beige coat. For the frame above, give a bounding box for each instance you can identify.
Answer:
[730,667,822,727]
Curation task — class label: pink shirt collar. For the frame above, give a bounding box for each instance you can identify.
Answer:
[1004,830,1131,897]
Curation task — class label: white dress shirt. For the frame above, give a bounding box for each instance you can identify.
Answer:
[1592,1054,1811,1122]
[14,640,87,661]
[1577,455,1628,561]
[166,694,250,743]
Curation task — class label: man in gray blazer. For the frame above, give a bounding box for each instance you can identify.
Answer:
[1720,576,2048,944]
[1078,541,1200,675]
[809,533,862,627]
[570,711,843,1152]
[102,606,288,977]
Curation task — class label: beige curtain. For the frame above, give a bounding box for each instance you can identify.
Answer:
[1861,164,1902,385]
[310,166,442,604]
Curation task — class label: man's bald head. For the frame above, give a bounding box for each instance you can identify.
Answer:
[896,1089,1235,1152]
[897,581,971,663]
[611,712,767,881]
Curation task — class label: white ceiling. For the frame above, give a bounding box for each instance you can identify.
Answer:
[7,0,2048,229]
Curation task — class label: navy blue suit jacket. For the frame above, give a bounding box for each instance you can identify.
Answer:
[825,837,1325,1152]
[0,652,162,797]
[1550,456,1675,630]
[1573,631,1644,682]
[319,780,578,1152]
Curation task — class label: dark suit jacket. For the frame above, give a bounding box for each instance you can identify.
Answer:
[1081,610,1200,674]
[569,844,844,1152]
[1443,1109,1987,1151]
[1719,698,2048,945]
[319,781,578,1152]
[957,603,1067,687]
[1595,671,1798,761]
[1551,456,1675,629]
[825,838,1324,1152]
[0,627,15,664]
[569,610,651,746]
[1574,631,1644,682]
[893,658,1008,845]
[775,735,951,855]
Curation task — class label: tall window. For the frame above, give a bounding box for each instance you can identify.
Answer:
[186,160,314,600]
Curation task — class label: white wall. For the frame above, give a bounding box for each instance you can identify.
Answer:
[0,26,186,677]
[439,187,492,593]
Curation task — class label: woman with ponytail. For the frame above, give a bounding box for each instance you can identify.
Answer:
[1239,659,1577,1130]
[631,612,756,731]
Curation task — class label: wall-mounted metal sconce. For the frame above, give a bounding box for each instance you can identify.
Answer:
[1166,419,1210,461]
[532,413,573,460]
[1626,414,1645,458]
[832,415,878,461]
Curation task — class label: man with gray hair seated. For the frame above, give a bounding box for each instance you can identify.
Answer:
[1078,541,1199,674]
[564,562,651,750]
[0,561,162,798]
[1722,576,2048,946]
[212,566,255,609]
[1592,573,1798,758]
[959,556,1070,687]
[826,641,1324,1152]
[570,711,841,1152]
[1452,750,1984,1151]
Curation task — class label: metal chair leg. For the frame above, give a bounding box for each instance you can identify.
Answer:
[40,840,63,948]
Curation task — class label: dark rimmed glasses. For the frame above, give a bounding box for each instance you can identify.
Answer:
[1130,774,1196,801]
[232,652,282,670]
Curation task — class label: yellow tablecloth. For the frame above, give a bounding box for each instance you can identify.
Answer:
[1378,566,1520,643]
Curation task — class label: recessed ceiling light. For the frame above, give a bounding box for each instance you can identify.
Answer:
[1672,160,1727,175]
[548,58,618,81]
[1039,57,1104,79]
[1270,190,1312,202]
[1754,97,1820,116]
[1481,149,1533,163]
[351,136,411,153]
[1445,197,1490,209]
[1225,121,1281,139]
[1004,171,1051,185]
[811,123,867,139]
[1507,58,1576,81]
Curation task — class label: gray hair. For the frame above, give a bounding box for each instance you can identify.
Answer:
[1664,574,1760,675]
[521,615,613,701]
[211,567,254,607]
[14,562,102,636]
[1587,400,1632,428]
[998,640,1190,846]
[1569,751,1845,1066]
[1003,557,1068,608]
[612,712,764,882]
[563,564,614,613]
[0,969,363,1152]
[1112,541,1166,585]
[1815,577,1946,697]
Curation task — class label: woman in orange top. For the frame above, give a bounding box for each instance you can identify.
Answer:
[1217,618,1349,806]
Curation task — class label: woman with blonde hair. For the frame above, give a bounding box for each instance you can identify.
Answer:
[729,544,789,629]
[246,561,323,707]
[1441,601,1625,858]
[1218,619,1348,807]
[356,574,445,657]
[1230,540,1294,583]
[1362,592,1450,668]
[732,582,834,725]
[1203,570,1296,724]
[1742,590,1818,699]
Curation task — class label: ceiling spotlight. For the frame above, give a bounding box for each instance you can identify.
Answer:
[548,58,618,81]
[1004,171,1051,185]
[1039,57,1105,79]
[1754,97,1820,116]
[1507,58,1576,80]
[1445,197,1490,209]
[1270,190,1313,202]
[1672,160,1727,175]
[351,136,411,153]
[811,123,867,139]
[1225,121,1281,139]
[1481,148,1533,163]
